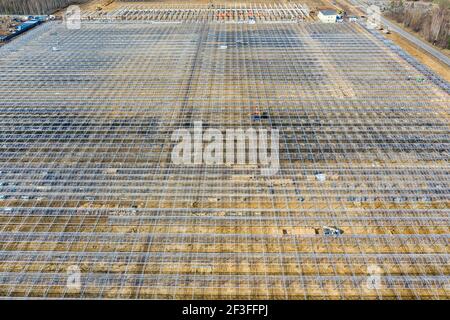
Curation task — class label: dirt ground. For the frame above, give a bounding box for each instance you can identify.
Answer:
[384,31,450,82]
[0,0,448,300]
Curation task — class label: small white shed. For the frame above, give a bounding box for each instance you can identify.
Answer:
[318,10,337,23]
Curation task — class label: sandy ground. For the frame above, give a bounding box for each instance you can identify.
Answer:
[0,0,448,299]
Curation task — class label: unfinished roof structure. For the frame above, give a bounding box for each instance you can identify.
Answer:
[0,4,449,299]
[81,2,311,22]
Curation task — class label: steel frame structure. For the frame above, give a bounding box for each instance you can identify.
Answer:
[0,6,449,298]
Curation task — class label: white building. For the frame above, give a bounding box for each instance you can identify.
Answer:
[318,10,337,23]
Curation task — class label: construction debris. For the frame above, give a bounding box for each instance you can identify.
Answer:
[323,226,344,236]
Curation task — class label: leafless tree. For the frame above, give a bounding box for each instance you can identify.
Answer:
[387,0,449,49]
[0,0,89,15]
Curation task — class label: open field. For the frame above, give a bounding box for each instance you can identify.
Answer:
[0,2,449,299]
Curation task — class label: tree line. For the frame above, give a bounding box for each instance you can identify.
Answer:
[387,0,450,49]
[0,0,89,15]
